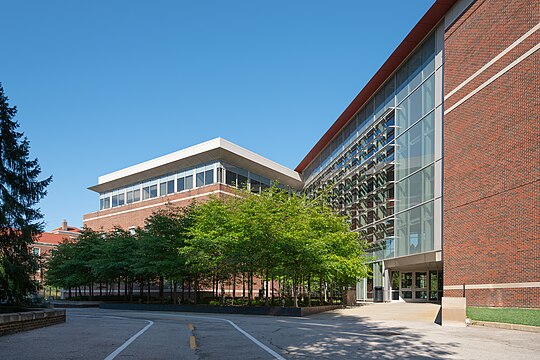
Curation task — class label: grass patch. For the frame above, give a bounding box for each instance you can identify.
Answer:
[467,307,540,327]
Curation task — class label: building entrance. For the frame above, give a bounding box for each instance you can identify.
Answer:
[397,270,442,302]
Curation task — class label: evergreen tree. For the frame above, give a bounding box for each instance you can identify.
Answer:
[0,83,51,305]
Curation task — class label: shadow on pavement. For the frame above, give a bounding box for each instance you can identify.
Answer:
[269,312,458,359]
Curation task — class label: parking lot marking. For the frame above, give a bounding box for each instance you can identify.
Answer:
[188,323,194,331]
[150,313,287,360]
[189,335,197,350]
[103,319,154,360]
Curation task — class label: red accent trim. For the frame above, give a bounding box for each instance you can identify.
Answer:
[295,0,458,173]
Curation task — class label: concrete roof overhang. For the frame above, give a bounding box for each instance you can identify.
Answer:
[89,138,303,193]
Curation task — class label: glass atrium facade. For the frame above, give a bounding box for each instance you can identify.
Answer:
[303,26,443,302]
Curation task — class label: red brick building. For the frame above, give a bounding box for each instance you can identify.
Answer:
[83,138,302,232]
[32,220,81,288]
[297,0,539,307]
[82,138,302,299]
[441,0,539,307]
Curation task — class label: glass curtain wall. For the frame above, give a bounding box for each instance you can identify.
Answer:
[303,31,437,263]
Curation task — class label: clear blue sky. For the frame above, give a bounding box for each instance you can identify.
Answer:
[1,0,433,230]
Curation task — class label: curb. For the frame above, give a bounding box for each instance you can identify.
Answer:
[471,320,540,333]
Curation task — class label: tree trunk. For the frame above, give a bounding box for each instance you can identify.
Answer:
[188,277,191,302]
[181,278,185,303]
[271,276,275,305]
[242,273,246,304]
[193,274,199,304]
[159,276,164,300]
[124,278,128,301]
[173,280,178,304]
[139,279,144,299]
[329,281,334,305]
[117,279,121,297]
[307,274,311,307]
[248,272,253,306]
[232,272,236,301]
[220,279,225,305]
[212,274,216,298]
[265,270,270,307]
[319,275,323,305]
[99,282,102,297]
[147,279,151,303]
[170,279,173,303]
[292,276,298,308]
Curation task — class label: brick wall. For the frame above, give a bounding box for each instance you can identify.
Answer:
[0,309,66,336]
[443,0,540,307]
[83,183,238,231]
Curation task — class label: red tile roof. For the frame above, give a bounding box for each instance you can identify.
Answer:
[35,232,74,245]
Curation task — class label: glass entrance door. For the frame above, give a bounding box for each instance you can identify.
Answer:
[400,271,439,302]
[429,270,443,302]
[391,271,400,300]
[400,272,413,300]
[415,272,428,300]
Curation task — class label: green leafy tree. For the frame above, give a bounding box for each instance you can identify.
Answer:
[137,204,193,303]
[0,84,51,305]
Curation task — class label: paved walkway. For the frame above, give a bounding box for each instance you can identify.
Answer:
[342,302,441,323]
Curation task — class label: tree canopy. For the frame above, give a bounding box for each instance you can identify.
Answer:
[46,187,368,307]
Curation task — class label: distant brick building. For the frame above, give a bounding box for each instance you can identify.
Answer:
[32,220,81,288]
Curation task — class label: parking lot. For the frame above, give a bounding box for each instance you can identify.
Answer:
[1,304,539,359]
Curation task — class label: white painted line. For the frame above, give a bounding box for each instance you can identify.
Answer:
[143,313,287,360]
[72,312,285,360]
[222,318,287,360]
[444,41,540,115]
[70,314,155,360]
[445,21,540,99]
[104,320,154,360]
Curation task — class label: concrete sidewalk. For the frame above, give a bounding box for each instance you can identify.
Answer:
[338,302,441,323]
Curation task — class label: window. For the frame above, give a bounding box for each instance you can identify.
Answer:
[177,177,185,192]
[143,186,150,200]
[100,195,111,210]
[226,170,237,186]
[204,169,213,185]
[149,184,157,198]
[237,174,248,189]
[160,182,167,196]
[167,180,174,194]
[401,272,413,288]
[112,194,118,207]
[185,175,193,189]
[133,189,140,202]
[196,171,205,187]
[118,193,125,206]
[127,187,140,204]
[32,247,40,256]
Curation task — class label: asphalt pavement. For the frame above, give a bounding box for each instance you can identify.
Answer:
[1,305,539,359]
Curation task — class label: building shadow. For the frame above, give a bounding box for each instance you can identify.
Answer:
[434,306,442,325]
[268,312,458,359]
